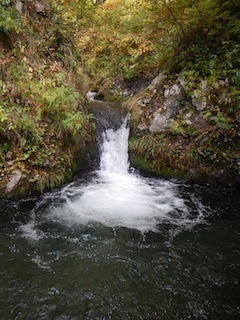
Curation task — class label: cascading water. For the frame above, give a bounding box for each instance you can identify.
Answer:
[100,114,130,174]
[38,113,206,233]
[2,111,240,320]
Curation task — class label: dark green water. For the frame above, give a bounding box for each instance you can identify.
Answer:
[0,183,239,320]
[1,114,240,319]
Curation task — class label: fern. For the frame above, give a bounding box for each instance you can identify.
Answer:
[229,18,240,38]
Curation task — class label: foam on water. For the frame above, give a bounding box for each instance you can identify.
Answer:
[49,172,202,232]
[20,114,207,237]
[44,114,206,233]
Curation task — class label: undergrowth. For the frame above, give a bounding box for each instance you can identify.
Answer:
[0,0,95,196]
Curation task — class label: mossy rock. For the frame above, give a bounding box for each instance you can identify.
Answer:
[129,154,186,181]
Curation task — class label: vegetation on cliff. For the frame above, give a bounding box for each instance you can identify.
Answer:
[1,0,239,196]
[78,0,240,91]
[75,0,240,184]
[0,0,95,197]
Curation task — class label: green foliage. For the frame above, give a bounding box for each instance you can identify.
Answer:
[22,76,88,138]
[229,18,240,39]
[129,134,197,176]
[213,112,231,130]
[73,0,240,94]
[0,103,8,124]
[0,142,9,166]
[1,0,239,194]
[0,3,21,34]
[62,112,84,135]
[77,0,157,81]
[170,120,186,136]
[0,1,96,196]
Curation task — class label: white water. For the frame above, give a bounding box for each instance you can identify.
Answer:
[44,114,206,233]
[100,114,130,174]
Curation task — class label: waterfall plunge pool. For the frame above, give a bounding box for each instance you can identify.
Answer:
[0,115,240,319]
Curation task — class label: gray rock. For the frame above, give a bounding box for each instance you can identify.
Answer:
[15,0,23,14]
[200,80,208,91]
[34,1,49,16]
[137,124,148,131]
[86,91,97,101]
[192,98,207,111]
[90,100,126,132]
[147,73,165,91]
[6,170,22,193]
[163,98,181,118]
[183,112,192,119]
[183,119,192,125]
[137,97,151,107]
[178,78,187,87]
[191,88,207,111]
[149,113,170,133]
[164,83,181,97]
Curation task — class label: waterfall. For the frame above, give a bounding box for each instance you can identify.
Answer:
[100,114,130,174]
[42,113,206,233]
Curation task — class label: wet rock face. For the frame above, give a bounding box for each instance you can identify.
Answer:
[90,100,127,132]
[89,100,128,168]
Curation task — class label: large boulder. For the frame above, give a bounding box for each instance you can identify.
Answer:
[149,113,170,133]
[149,82,184,133]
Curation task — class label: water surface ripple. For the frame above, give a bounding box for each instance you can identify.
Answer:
[0,115,239,319]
